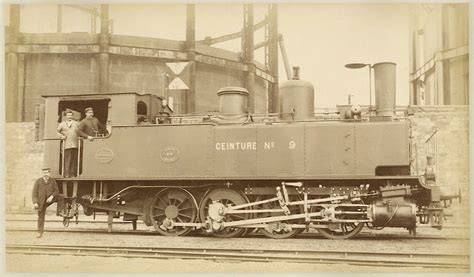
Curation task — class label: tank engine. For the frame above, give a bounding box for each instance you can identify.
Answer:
[39,63,460,239]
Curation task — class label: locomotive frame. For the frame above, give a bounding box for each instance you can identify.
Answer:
[39,76,460,239]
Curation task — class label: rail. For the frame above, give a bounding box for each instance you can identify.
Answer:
[6,244,469,269]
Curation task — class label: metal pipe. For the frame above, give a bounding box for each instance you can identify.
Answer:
[60,140,65,176]
[76,139,81,176]
[278,35,292,80]
[368,65,372,112]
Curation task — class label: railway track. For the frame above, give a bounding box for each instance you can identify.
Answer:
[6,217,469,230]
[5,228,469,241]
[6,243,469,269]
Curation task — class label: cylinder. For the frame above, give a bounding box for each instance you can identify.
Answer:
[373,62,396,117]
[279,74,314,121]
[370,203,416,228]
[217,87,249,115]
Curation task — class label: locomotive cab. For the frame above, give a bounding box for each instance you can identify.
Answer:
[40,92,167,178]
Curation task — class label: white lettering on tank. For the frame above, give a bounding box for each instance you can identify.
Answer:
[264,141,275,150]
[215,141,271,151]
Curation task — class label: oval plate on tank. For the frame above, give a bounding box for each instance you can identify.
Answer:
[95,148,114,163]
[160,146,180,163]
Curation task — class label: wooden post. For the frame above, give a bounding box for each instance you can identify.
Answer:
[108,211,114,232]
[132,220,137,231]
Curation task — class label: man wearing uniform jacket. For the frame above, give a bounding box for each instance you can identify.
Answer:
[77,107,108,141]
[32,168,66,238]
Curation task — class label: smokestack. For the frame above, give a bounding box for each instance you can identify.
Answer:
[373,62,396,117]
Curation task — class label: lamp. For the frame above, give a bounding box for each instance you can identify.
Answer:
[344,63,372,112]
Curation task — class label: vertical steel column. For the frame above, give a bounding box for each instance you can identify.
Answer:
[268,4,279,113]
[57,5,62,33]
[186,4,196,114]
[91,8,97,34]
[6,4,20,122]
[243,4,255,112]
[99,5,110,94]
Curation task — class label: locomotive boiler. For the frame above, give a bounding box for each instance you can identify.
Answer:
[39,63,459,239]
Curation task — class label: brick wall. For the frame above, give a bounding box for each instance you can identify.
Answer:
[6,122,44,212]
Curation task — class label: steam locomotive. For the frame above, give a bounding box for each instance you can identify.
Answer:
[40,62,459,239]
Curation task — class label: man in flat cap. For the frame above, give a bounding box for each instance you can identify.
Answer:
[77,107,108,141]
[32,168,66,238]
[57,109,79,177]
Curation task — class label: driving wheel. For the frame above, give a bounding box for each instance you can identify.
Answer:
[150,188,198,236]
[199,188,250,238]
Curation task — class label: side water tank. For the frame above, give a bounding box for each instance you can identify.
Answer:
[280,67,315,120]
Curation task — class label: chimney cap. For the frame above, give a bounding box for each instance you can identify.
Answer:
[217,87,249,96]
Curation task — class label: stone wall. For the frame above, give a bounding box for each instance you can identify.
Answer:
[408,106,469,194]
[5,122,44,212]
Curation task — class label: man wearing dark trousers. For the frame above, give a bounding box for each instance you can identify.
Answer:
[32,168,66,238]
[57,109,79,177]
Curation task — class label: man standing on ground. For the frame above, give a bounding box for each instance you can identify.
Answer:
[57,109,79,177]
[77,107,108,141]
[32,168,66,238]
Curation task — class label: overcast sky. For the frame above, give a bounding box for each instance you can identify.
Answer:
[10,3,410,108]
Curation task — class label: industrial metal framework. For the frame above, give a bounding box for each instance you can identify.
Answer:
[5,4,287,122]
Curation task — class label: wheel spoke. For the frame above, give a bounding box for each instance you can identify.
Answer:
[177,198,189,208]
[158,197,168,207]
[231,214,247,220]
[153,205,166,211]
[178,213,192,219]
